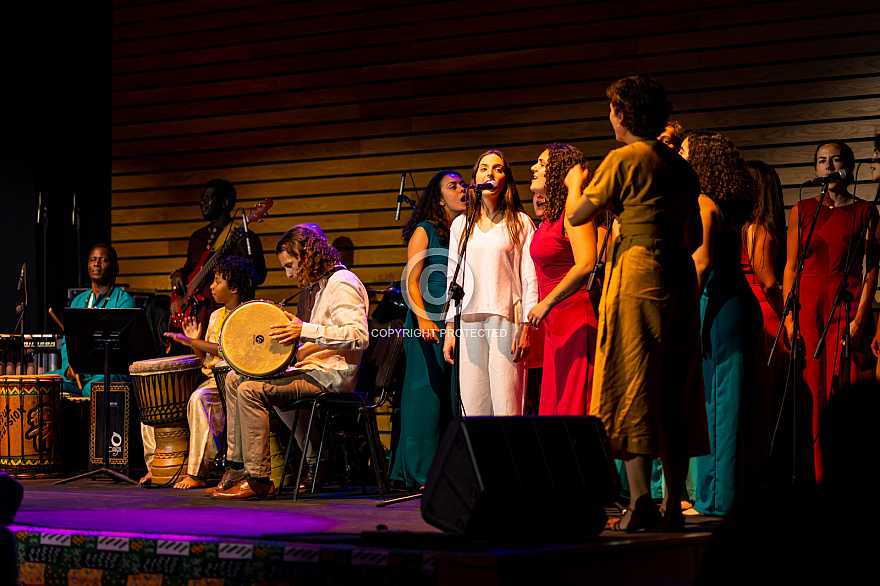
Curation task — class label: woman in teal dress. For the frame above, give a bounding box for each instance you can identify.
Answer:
[683,130,761,516]
[389,170,467,488]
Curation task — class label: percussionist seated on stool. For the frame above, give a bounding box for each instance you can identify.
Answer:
[140,256,260,489]
[208,225,369,500]
[45,244,136,396]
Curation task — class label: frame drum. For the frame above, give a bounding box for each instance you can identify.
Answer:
[0,375,62,477]
[219,300,295,378]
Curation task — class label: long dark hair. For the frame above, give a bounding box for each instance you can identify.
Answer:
[744,160,786,281]
[468,149,525,246]
[686,130,757,228]
[401,170,461,246]
[542,144,589,225]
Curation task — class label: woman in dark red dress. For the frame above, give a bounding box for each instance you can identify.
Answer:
[782,140,880,482]
[527,143,598,415]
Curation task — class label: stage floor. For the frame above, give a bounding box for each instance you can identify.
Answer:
[12,478,721,585]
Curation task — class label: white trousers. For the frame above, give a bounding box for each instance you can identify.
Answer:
[456,313,525,416]
[141,378,225,479]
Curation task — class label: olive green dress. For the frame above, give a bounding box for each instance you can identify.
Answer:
[584,139,710,462]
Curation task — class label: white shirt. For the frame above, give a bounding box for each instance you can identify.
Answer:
[446,211,538,323]
[297,269,370,392]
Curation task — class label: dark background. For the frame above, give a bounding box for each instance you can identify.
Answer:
[2,4,111,336]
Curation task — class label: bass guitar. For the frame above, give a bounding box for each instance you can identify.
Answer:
[169,198,272,328]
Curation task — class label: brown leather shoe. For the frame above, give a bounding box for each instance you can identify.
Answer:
[212,477,276,500]
[298,464,329,492]
[203,468,247,497]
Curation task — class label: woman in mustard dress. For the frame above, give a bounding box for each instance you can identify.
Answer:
[566,74,709,531]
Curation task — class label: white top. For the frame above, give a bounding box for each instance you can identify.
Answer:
[297,269,370,392]
[446,211,538,323]
[201,306,228,376]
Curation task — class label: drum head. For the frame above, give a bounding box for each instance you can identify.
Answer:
[129,355,201,375]
[220,300,295,378]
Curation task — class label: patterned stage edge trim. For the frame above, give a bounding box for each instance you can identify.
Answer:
[11,525,435,586]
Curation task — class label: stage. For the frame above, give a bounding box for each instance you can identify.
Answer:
[10,478,720,585]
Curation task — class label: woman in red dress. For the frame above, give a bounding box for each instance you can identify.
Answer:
[782,140,880,482]
[527,144,598,415]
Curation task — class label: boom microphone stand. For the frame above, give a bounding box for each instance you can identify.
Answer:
[379,184,483,508]
[768,178,833,485]
[443,185,484,419]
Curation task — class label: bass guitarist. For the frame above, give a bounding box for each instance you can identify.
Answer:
[170,179,268,329]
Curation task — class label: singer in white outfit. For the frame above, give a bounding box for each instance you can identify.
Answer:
[443,150,539,416]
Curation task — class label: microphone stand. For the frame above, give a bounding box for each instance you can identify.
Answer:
[381,187,482,508]
[587,211,612,292]
[442,186,483,419]
[241,208,252,259]
[768,180,829,485]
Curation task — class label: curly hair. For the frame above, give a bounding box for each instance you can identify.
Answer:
[685,130,757,228]
[468,149,526,246]
[214,255,259,302]
[659,120,685,150]
[401,170,462,246]
[275,225,342,286]
[607,74,672,139]
[204,178,237,213]
[541,144,590,224]
[813,140,855,185]
[744,160,786,281]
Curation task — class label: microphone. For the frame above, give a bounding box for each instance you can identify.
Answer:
[36,192,42,225]
[804,170,847,185]
[466,180,498,192]
[16,263,25,292]
[395,171,406,221]
[241,209,252,257]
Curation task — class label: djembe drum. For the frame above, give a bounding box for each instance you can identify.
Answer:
[0,375,62,477]
[129,355,202,485]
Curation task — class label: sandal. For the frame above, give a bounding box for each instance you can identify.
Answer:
[606,495,663,532]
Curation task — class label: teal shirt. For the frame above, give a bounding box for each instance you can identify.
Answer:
[55,286,137,396]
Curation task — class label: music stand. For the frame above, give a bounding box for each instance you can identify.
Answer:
[55,308,156,485]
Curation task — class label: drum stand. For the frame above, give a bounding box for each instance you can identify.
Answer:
[54,308,156,485]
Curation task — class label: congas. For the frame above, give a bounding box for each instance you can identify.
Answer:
[130,355,202,485]
[0,375,62,477]
[220,300,296,378]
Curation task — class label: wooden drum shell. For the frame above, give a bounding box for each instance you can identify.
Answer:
[129,356,202,426]
[0,375,62,477]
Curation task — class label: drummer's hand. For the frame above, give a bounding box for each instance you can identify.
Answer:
[163,331,193,347]
[270,310,302,346]
[64,366,76,382]
[181,316,202,340]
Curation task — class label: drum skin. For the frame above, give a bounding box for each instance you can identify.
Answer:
[219,300,295,378]
[0,375,62,477]
[129,355,202,426]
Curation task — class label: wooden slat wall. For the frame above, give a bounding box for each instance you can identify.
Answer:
[111,0,880,296]
[112,0,879,441]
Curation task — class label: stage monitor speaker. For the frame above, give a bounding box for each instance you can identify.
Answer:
[421,416,620,540]
[89,381,143,478]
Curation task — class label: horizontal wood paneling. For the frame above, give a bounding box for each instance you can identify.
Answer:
[111,0,880,306]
